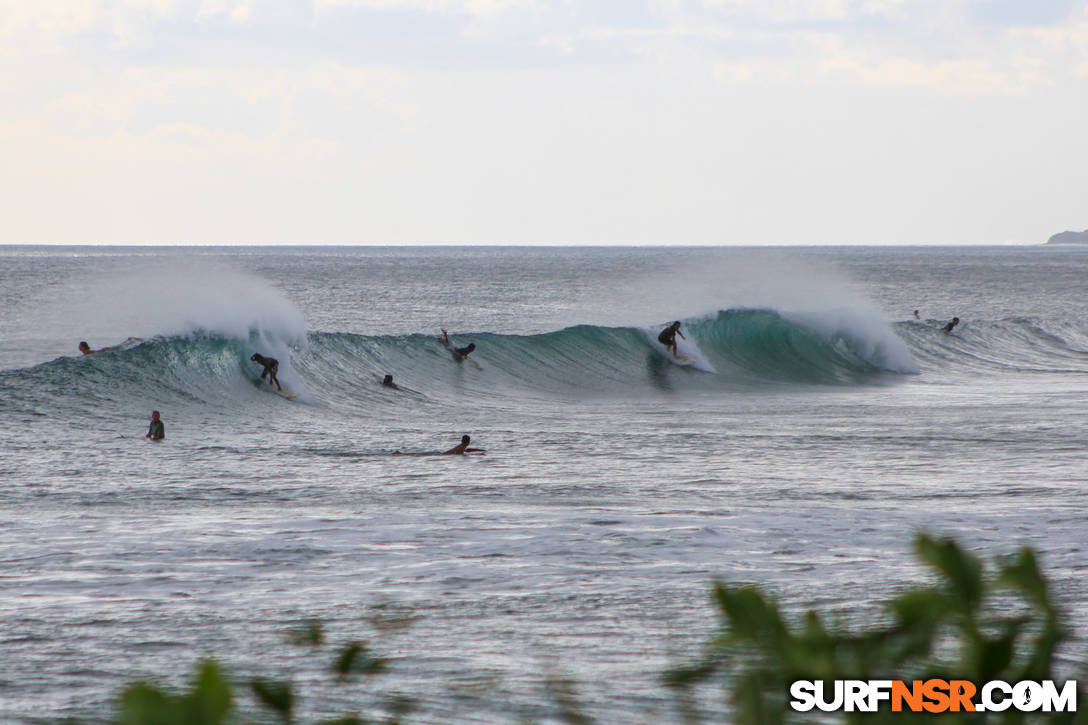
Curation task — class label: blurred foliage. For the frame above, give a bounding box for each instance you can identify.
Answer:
[102,615,408,725]
[665,534,1086,724]
[66,535,1085,724]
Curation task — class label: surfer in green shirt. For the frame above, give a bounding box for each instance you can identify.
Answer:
[145,411,165,441]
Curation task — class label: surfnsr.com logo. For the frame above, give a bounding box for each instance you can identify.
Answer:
[790,680,1077,713]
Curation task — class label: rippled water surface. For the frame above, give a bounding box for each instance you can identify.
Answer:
[1,245,1087,722]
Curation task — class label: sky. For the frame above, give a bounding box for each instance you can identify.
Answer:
[1,0,1087,245]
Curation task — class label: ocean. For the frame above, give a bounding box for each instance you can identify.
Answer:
[1,245,1086,722]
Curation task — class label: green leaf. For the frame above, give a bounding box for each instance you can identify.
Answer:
[332,642,387,680]
[916,535,984,614]
[185,660,232,724]
[713,585,788,648]
[117,682,174,725]
[251,677,293,718]
[998,549,1049,610]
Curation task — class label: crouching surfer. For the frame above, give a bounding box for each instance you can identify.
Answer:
[657,321,685,359]
[145,410,165,441]
[251,353,283,391]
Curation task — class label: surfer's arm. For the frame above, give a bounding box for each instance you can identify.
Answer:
[677,330,686,340]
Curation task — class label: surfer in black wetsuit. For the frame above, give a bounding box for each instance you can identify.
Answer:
[440,329,476,358]
[657,321,685,359]
[145,410,165,440]
[942,317,960,334]
[251,353,283,391]
[382,374,399,390]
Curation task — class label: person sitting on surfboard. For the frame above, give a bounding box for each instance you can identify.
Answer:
[250,353,283,391]
[657,321,686,359]
[145,410,165,440]
[381,374,399,390]
[942,317,960,334]
[440,329,476,358]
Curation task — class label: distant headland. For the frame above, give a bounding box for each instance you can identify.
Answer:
[1046,228,1088,244]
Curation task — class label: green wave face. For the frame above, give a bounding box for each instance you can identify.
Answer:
[1,309,929,416]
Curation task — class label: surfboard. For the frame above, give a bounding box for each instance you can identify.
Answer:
[653,339,695,366]
[256,380,298,399]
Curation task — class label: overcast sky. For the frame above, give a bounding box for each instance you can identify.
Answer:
[2,0,1086,245]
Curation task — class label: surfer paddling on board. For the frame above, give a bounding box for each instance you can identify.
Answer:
[145,410,165,440]
[942,317,960,334]
[440,329,476,359]
[657,321,686,359]
[250,353,283,391]
[392,434,486,456]
[381,374,400,390]
[79,338,141,355]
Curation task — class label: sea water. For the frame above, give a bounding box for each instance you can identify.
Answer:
[1,245,1086,722]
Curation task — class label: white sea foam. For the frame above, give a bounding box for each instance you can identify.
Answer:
[49,258,308,346]
[784,307,920,373]
[607,250,918,373]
